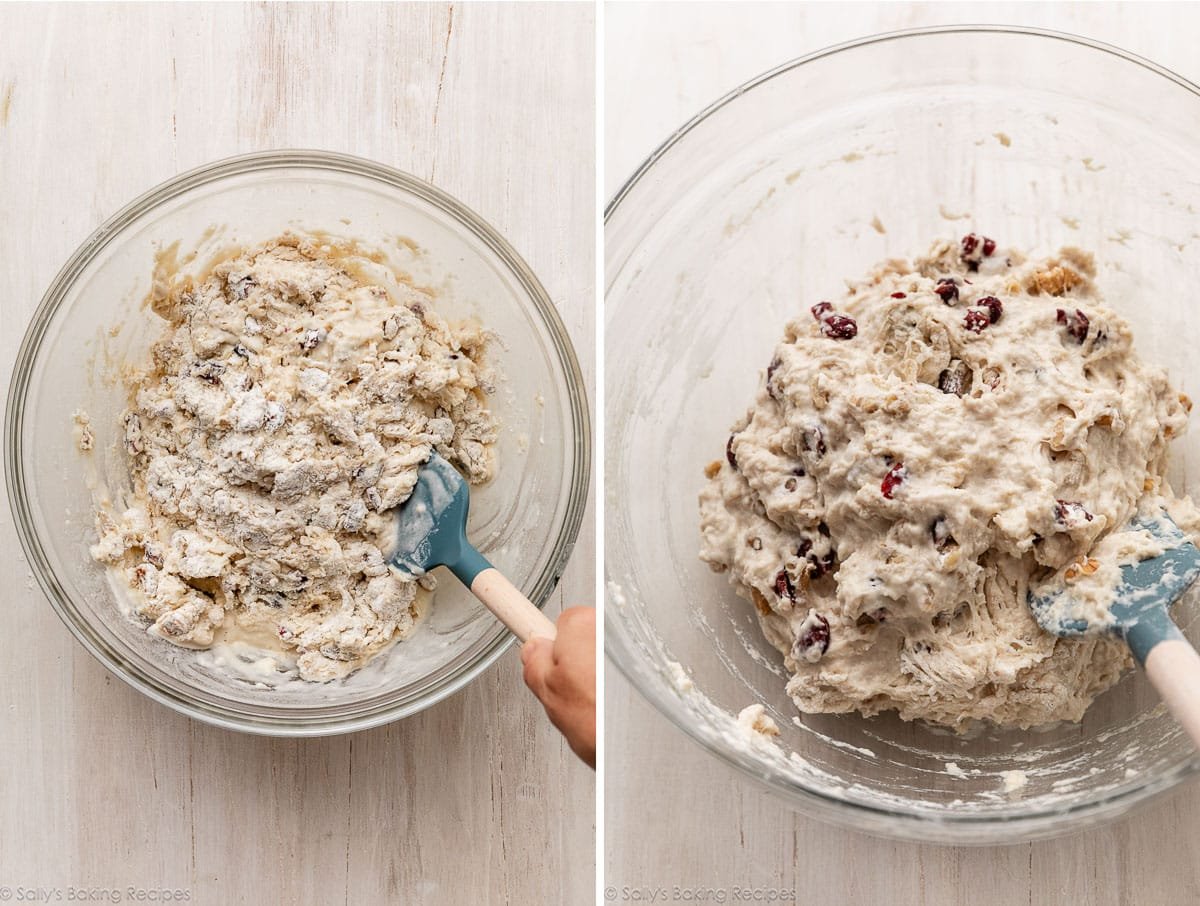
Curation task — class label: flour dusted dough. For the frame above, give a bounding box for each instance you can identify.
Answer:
[699,235,1200,729]
[92,235,498,681]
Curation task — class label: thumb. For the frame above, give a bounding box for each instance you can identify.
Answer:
[521,636,554,700]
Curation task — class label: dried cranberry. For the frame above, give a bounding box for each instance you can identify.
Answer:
[816,552,835,579]
[191,360,225,383]
[960,232,996,272]
[797,534,836,580]
[881,462,907,499]
[766,357,781,400]
[299,328,325,352]
[1054,499,1094,527]
[979,296,1003,324]
[931,516,956,550]
[857,609,888,628]
[891,291,907,299]
[228,276,256,301]
[802,425,826,457]
[938,360,970,396]
[811,303,857,339]
[794,612,831,663]
[817,521,831,537]
[963,309,990,333]
[820,315,858,340]
[726,435,738,469]
[1056,308,1090,344]
[773,569,796,602]
[934,278,960,304]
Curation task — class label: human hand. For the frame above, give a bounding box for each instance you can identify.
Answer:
[521,606,596,768]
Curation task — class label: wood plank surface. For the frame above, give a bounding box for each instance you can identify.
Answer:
[0,4,596,904]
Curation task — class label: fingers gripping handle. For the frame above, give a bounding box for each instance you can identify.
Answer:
[470,568,557,643]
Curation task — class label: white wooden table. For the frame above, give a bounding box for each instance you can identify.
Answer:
[605,4,1200,904]
[0,4,594,904]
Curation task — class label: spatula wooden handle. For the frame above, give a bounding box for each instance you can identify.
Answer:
[470,568,557,643]
[1143,639,1200,750]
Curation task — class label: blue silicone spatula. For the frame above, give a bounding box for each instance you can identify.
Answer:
[1029,511,1200,748]
[389,452,556,642]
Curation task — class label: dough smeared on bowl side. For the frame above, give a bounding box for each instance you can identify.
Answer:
[699,234,1200,730]
[92,234,498,681]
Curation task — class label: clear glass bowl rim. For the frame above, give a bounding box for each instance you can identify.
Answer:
[604,25,1200,840]
[6,149,592,737]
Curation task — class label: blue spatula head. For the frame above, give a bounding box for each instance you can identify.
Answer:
[388,452,491,586]
[1029,511,1200,661]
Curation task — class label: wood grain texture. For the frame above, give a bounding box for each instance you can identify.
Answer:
[0,3,595,905]
[605,4,1200,905]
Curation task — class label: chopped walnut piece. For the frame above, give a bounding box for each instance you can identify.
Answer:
[1064,557,1101,582]
[1025,265,1084,296]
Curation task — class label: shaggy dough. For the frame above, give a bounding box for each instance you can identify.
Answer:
[92,235,498,681]
[700,235,1200,730]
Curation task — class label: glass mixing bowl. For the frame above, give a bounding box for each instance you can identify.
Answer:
[6,150,590,736]
[605,27,1200,843]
